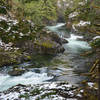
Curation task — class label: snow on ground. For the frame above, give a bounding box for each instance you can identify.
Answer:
[69,12,79,18]
[72,21,91,31]
[93,36,100,40]
[76,21,90,27]
[0,82,79,100]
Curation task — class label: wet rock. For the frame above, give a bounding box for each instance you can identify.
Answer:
[8,68,25,76]
[33,30,66,55]
[61,38,68,43]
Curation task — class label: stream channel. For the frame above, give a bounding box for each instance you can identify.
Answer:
[0,23,91,92]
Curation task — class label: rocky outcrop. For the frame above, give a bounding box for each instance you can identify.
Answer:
[0,47,31,67]
[15,29,68,55]
[33,30,67,55]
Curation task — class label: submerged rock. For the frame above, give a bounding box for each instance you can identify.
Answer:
[8,68,25,76]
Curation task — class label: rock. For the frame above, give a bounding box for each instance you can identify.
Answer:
[34,41,65,55]
[0,48,21,67]
[61,38,68,44]
[8,68,25,76]
[0,82,78,100]
[0,47,32,67]
[17,29,67,55]
[33,30,66,55]
[50,32,68,45]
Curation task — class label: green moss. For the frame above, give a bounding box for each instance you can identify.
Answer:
[0,49,22,67]
[40,91,57,99]
[41,42,53,48]
[30,88,42,96]
[27,55,31,60]
[35,40,53,48]
[90,38,100,48]
[19,93,29,99]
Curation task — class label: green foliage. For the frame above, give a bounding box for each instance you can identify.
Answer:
[64,0,84,20]
[0,18,36,43]
[14,0,57,24]
[65,0,99,25]
[0,0,57,43]
[91,38,100,48]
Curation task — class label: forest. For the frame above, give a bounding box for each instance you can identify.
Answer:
[0,0,100,100]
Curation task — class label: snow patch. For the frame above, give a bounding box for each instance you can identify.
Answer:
[72,21,91,31]
[77,21,90,27]
[88,82,94,88]
[93,36,100,40]
[69,12,78,18]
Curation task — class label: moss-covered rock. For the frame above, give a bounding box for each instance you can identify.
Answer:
[32,29,66,55]
[0,49,21,67]
[0,48,31,67]
[8,68,25,76]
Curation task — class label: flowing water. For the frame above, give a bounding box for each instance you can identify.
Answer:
[0,23,91,92]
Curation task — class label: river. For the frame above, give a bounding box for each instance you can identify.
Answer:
[0,23,91,92]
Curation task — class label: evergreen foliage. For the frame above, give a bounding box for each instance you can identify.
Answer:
[14,0,57,24]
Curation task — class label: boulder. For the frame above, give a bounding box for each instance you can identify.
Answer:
[8,68,25,76]
[16,29,67,55]
[0,49,21,67]
[61,38,68,44]
[33,30,66,55]
[0,48,31,67]
[50,32,68,45]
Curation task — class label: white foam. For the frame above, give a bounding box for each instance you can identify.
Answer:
[65,34,91,53]
[68,34,83,40]
[0,72,53,91]
[46,23,65,32]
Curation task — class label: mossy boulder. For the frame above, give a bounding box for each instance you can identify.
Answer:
[33,30,66,55]
[0,49,21,67]
[8,68,25,76]
[15,29,67,55]
[0,48,31,67]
